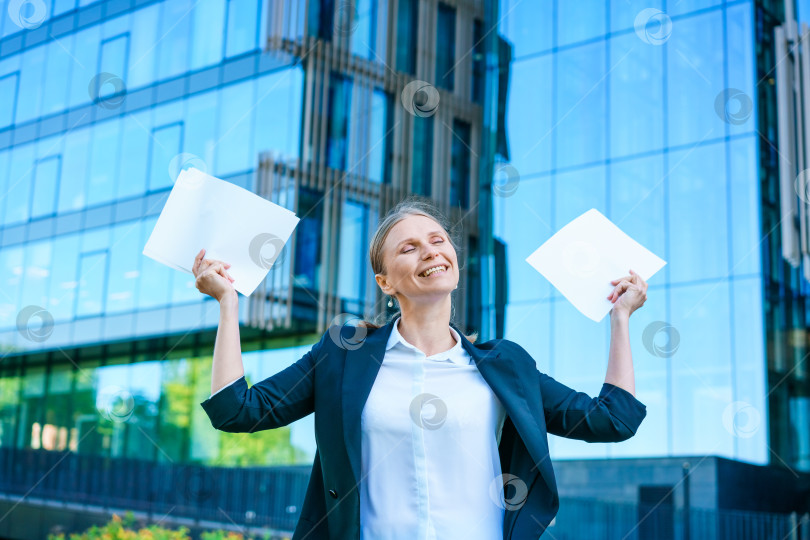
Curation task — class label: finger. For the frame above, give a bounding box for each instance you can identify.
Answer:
[608,281,630,301]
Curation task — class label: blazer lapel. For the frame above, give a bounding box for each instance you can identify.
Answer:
[450,324,558,497]
[342,319,393,487]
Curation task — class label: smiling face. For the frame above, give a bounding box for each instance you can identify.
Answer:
[374,214,460,306]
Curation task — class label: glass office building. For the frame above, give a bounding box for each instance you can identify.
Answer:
[0,0,808,537]
[494,0,810,477]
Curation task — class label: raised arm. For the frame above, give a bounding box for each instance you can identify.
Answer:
[199,329,328,433]
[538,371,647,443]
[193,247,325,433]
[538,269,649,443]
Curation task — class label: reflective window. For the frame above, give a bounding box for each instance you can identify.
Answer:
[338,200,369,307]
[0,371,20,449]
[670,281,734,456]
[87,119,122,206]
[58,127,90,213]
[98,34,130,102]
[116,111,150,200]
[666,10,725,147]
[435,3,456,91]
[493,173,553,303]
[351,0,386,61]
[178,93,217,183]
[668,141,728,283]
[326,73,351,170]
[53,0,78,16]
[396,0,418,74]
[726,2,756,138]
[506,55,552,177]
[48,233,81,321]
[411,116,433,196]
[41,40,72,116]
[128,4,161,89]
[667,0,722,17]
[76,250,108,317]
[215,80,256,176]
[43,366,74,452]
[73,360,105,456]
[67,24,101,109]
[0,246,24,329]
[557,1,606,46]
[107,222,141,314]
[0,72,18,128]
[20,367,46,450]
[610,0,663,34]
[226,0,261,57]
[608,154,666,267]
[497,0,552,60]
[609,32,664,158]
[191,0,227,69]
[294,187,324,290]
[148,122,183,192]
[450,119,471,209]
[253,68,304,160]
[31,155,61,218]
[157,359,191,462]
[368,89,390,183]
[554,164,606,231]
[137,217,172,310]
[156,0,193,80]
[728,136,760,276]
[16,46,45,125]
[732,276,767,463]
[472,19,484,104]
[555,40,606,169]
[4,143,35,225]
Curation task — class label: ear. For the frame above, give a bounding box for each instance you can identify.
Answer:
[375,273,393,295]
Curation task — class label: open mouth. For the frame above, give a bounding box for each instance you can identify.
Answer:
[418,265,448,278]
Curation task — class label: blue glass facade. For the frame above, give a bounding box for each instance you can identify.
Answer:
[495,0,771,466]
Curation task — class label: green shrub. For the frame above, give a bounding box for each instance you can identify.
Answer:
[47,512,286,540]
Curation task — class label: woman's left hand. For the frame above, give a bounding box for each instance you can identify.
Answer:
[607,269,648,317]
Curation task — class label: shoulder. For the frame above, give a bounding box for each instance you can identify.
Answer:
[472,337,533,362]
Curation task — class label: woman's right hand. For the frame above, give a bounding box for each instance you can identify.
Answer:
[193,248,235,302]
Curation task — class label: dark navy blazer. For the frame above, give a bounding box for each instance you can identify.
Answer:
[200,317,648,539]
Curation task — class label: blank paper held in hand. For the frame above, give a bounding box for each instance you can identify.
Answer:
[142,167,300,297]
[525,208,666,322]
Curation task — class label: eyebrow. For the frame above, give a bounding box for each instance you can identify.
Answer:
[395,231,445,249]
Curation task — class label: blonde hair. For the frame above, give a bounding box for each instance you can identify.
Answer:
[358,196,478,343]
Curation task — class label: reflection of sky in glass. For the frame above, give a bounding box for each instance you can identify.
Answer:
[96,361,162,406]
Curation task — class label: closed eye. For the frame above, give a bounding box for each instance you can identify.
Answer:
[402,239,443,253]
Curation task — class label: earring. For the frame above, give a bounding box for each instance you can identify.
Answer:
[387,296,394,308]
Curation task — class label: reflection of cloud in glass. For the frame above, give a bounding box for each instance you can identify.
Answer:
[96,361,162,404]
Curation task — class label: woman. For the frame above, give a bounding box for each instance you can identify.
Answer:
[194,197,648,540]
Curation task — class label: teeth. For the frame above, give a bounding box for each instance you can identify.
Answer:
[420,266,446,277]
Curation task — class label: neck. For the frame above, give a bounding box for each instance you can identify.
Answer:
[395,296,457,356]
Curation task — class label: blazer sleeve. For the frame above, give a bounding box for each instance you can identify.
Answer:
[537,370,647,443]
[199,331,329,433]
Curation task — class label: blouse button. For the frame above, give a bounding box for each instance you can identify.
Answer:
[329,489,338,499]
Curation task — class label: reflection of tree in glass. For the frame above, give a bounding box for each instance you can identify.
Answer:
[208,372,309,468]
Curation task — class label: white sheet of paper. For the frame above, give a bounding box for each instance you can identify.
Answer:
[142,167,300,297]
[525,208,667,322]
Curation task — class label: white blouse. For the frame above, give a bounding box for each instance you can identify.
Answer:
[360,316,507,540]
